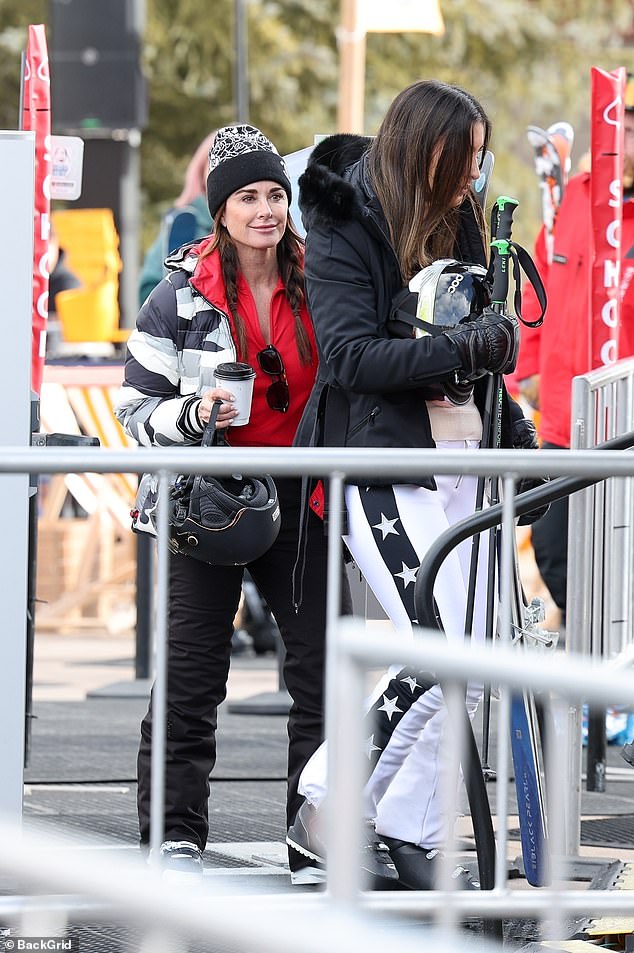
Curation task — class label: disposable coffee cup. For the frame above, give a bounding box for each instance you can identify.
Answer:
[214,362,256,426]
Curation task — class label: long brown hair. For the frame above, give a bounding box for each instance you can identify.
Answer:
[367,80,491,281]
[200,209,312,365]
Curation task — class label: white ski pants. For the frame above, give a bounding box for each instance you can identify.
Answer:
[298,440,491,849]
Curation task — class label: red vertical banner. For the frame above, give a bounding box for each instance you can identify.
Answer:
[21,24,51,397]
[590,66,626,369]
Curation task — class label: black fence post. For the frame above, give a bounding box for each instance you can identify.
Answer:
[586,707,607,792]
[134,532,153,679]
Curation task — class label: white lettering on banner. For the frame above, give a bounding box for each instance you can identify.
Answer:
[591,67,624,368]
[604,259,619,288]
[601,339,618,364]
[603,94,622,126]
[37,291,49,320]
[600,171,621,347]
[38,250,49,280]
[37,57,50,83]
[607,219,620,247]
[602,298,619,327]
[39,212,49,241]
[42,134,51,201]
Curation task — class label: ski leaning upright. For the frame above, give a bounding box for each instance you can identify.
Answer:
[507,541,556,886]
[526,121,574,263]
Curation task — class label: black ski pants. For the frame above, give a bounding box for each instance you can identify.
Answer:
[137,477,351,849]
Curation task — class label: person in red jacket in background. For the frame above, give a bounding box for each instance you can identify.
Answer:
[515,77,634,627]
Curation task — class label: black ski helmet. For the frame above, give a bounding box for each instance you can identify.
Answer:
[389,259,492,405]
[165,471,280,565]
[410,259,491,332]
[390,259,491,338]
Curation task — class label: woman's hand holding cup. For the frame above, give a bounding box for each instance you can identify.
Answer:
[197,388,239,429]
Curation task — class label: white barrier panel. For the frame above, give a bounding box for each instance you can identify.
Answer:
[0,130,34,820]
[566,357,634,853]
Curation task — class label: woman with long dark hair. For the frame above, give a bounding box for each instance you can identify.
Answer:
[287,81,544,890]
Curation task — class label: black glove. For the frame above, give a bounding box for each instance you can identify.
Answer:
[442,308,519,382]
[512,417,551,526]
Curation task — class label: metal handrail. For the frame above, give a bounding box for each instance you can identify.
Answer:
[4,441,634,949]
[414,430,634,629]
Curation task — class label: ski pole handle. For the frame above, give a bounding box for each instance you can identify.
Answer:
[489,196,519,309]
[491,194,519,243]
[490,238,512,307]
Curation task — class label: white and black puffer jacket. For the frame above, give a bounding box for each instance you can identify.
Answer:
[114,243,237,448]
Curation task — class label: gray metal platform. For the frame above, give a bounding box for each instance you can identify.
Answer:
[10,651,634,952]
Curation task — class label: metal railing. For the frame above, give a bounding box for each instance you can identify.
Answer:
[570,358,634,660]
[566,357,634,847]
[0,427,633,949]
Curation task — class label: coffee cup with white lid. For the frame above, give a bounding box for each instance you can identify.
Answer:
[213,362,256,426]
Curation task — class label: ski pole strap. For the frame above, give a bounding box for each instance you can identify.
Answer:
[508,241,547,328]
[485,239,547,328]
[487,194,546,326]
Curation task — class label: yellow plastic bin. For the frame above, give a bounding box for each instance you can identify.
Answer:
[55,281,119,342]
[51,208,122,287]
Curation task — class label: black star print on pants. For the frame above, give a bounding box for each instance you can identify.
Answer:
[357,486,441,771]
[358,485,422,622]
[363,666,438,771]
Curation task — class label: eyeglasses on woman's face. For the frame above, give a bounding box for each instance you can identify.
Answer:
[257,344,289,413]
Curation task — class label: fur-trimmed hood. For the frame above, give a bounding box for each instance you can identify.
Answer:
[298,133,374,231]
[298,133,488,268]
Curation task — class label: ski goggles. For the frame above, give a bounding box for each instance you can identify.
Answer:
[257,344,289,413]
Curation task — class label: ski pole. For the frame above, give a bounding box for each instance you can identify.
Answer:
[432,197,519,915]
[475,196,518,773]
[483,197,554,888]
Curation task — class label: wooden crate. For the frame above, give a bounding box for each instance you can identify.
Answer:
[36,518,93,607]
[35,514,136,633]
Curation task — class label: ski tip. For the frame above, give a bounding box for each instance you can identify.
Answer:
[526,125,549,147]
[526,122,574,154]
[547,121,574,145]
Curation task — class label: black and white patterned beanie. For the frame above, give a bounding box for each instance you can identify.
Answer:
[206,124,292,217]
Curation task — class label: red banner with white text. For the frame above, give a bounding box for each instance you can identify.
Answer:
[21,24,51,397]
[590,66,626,368]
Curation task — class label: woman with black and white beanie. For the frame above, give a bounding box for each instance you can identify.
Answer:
[115,124,354,882]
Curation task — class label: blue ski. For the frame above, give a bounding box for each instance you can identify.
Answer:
[508,549,551,887]
[510,691,549,885]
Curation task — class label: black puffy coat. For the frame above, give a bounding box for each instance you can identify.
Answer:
[294,134,523,487]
